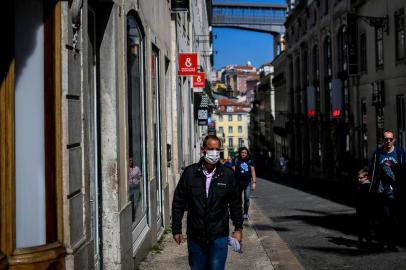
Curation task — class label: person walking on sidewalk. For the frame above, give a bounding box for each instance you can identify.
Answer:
[233,147,256,220]
[369,130,406,251]
[172,135,243,270]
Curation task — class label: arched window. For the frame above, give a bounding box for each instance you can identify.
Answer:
[126,13,147,226]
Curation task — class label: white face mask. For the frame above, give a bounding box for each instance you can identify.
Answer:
[204,150,220,164]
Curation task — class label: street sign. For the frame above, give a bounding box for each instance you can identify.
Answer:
[197,107,208,126]
[178,53,198,76]
[193,72,205,88]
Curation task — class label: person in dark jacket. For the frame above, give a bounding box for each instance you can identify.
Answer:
[172,135,243,270]
[369,130,406,251]
[233,147,256,219]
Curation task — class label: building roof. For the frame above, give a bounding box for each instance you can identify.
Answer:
[216,98,251,113]
[246,75,259,82]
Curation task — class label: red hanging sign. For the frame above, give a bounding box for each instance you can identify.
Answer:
[178,53,198,76]
[332,109,342,118]
[193,72,205,88]
[308,110,316,117]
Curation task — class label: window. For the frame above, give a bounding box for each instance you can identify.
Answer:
[324,36,332,118]
[238,138,243,148]
[1,0,64,263]
[395,9,406,60]
[312,45,321,115]
[228,138,233,147]
[228,126,233,133]
[228,115,232,121]
[152,45,163,227]
[397,95,406,148]
[360,33,367,72]
[219,115,223,122]
[238,114,242,121]
[15,0,64,249]
[302,48,309,87]
[361,99,368,164]
[219,127,224,134]
[376,27,384,68]
[127,14,147,224]
[238,126,242,133]
[337,26,348,73]
[313,9,317,26]
[226,105,233,112]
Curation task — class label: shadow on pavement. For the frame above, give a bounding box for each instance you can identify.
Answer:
[258,170,357,208]
[272,212,356,236]
[301,246,389,256]
[272,207,406,249]
[326,236,359,248]
[252,223,291,232]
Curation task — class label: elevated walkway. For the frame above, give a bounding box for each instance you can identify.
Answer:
[212,1,287,35]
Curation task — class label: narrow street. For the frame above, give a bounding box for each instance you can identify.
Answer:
[253,175,406,270]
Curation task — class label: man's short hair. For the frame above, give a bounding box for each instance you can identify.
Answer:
[383,130,394,136]
[202,135,221,148]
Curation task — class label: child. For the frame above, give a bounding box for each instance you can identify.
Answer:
[355,168,372,248]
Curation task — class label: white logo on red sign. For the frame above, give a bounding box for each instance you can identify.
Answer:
[178,53,198,76]
[193,72,205,88]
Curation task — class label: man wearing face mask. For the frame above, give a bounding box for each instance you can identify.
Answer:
[172,135,243,270]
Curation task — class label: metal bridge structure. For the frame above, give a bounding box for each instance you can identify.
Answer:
[211,1,287,36]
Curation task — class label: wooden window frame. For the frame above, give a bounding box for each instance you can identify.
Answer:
[0,1,65,269]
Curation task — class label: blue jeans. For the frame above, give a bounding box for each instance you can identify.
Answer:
[187,237,228,270]
[240,183,252,215]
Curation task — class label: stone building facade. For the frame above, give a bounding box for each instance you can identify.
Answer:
[282,0,406,179]
[0,0,212,269]
[251,70,275,169]
[214,98,251,158]
[272,51,289,171]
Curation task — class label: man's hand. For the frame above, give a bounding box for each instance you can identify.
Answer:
[233,230,243,242]
[173,234,183,245]
[252,182,256,191]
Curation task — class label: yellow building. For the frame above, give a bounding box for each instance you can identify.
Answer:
[214,98,251,158]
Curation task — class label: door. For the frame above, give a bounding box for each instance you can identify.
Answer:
[151,45,164,232]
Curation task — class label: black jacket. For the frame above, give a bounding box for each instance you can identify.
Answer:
[171,158,243,246]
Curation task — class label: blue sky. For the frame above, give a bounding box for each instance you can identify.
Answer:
[212,0,286,70]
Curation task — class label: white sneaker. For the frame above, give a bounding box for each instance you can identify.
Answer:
[243,214,248,220]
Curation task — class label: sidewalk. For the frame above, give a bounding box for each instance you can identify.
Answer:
[137,217,275,270]
[137,194,304,270]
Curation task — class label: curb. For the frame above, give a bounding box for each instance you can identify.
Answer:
[250,198,304,270]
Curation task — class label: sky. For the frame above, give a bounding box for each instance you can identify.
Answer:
[212,0,287,70]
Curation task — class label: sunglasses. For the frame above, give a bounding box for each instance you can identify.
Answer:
[383,137,394,142]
